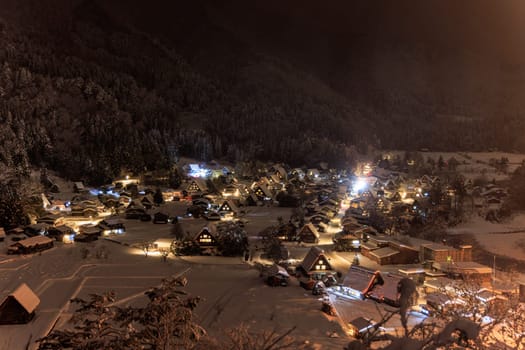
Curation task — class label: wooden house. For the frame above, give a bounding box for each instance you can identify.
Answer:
[140,194,155,209]
[271,164,288,182]
[125,205,148,220]
[98,218,125,236]
[421,243,472,264]
[361,236,419,265]
[76,225,101,242]
[333,232,361,252]
[368,247,401,265]
[276,222,297,241]
[341,265,383,300]
[252,183,273,201]
[47,225,76,243]
[7,227,24,236]
[194,227,218,253]
[374,197,392,213]
[186,179,209,194]
[431,261,493,283]
[298,246,333,277]
[368,273,404,307]
[102,196,119,209]
[218,200,239,215]
[0,283,40,324]
[36,214,64,226]
[70,204,98,218]
[297,223,320,244]
[153,211,170,224]
[24,223,49,237]
[7,236,54,255]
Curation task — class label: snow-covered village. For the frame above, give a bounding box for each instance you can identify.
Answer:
[1,152,525,349]
[3,1,525,349]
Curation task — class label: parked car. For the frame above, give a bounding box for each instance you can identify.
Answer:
[266,275,288,287]
[299,277,316,290]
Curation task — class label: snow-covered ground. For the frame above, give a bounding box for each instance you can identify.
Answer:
[3,152,525,349]
[448,213,525,262]
[0,203,347,350]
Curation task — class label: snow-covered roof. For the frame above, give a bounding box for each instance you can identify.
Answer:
[16,235,53,248]
[369,247,400,259]
[266,264,290,278]
[8,283,40,314]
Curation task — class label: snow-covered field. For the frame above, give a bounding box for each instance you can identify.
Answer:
[448,213,525,262]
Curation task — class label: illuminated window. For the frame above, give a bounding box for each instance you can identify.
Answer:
[199,234,213,243]
[315,260,326,270]
[188,182,200,192]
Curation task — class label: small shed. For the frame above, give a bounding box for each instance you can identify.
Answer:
[153,238,176,251]
[0,283,40,324]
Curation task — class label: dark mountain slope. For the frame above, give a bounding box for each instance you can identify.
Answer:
[73,0,525,150]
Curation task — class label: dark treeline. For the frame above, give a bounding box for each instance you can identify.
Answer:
[0,0,524,184]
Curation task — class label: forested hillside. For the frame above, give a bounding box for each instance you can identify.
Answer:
[1,0,525,184]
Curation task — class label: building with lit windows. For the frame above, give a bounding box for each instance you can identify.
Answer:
[298,246,333,277]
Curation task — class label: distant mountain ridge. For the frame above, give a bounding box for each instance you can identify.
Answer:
[0,0,524,183]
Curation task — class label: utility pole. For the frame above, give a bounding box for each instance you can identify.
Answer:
[492,255,496,292]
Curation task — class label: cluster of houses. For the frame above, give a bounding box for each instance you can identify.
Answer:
[0,158,523,335]
[1,156,514,257]
[343,165,510,228]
